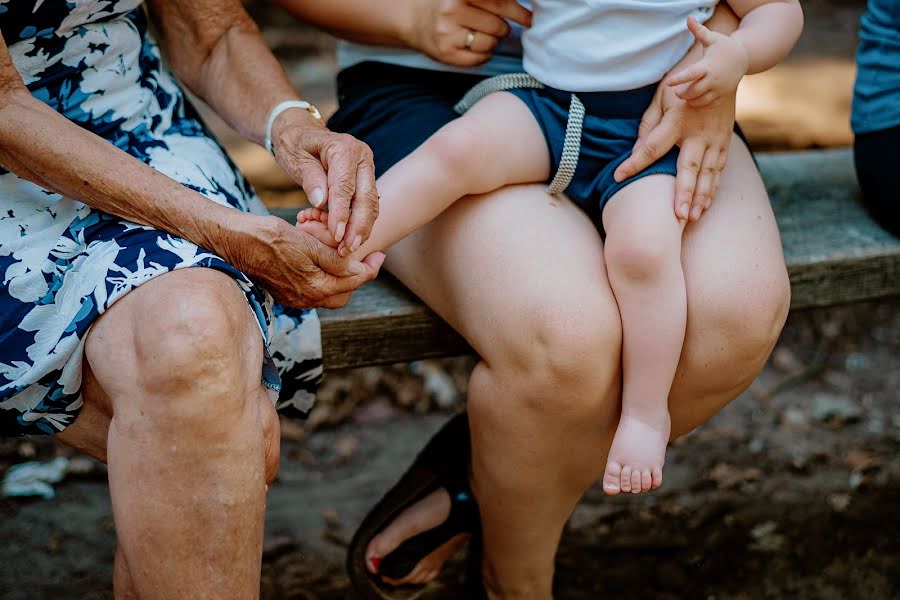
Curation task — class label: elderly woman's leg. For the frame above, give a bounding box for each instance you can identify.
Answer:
[57,267,280,600]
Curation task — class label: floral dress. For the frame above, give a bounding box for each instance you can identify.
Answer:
[0,1,322,436]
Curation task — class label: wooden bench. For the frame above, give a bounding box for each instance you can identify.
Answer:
[270,148,900,371]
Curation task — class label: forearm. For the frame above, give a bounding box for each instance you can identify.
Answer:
[728,0,803,74]
[274,0,414,47]
[0,91,264,268]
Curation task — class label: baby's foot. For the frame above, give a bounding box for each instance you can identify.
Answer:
[296,207,337,248]
[602,411,670,495]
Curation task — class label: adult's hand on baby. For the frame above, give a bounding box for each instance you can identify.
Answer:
[614,81,736,222]
[408,0,532,67]
[270,108,379,257]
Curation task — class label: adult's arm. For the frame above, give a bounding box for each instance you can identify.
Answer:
[277,0,532,67]
[0,30,380,310]
[149,0,377,254]
[615,4,742,222]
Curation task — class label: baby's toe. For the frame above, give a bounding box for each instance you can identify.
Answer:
[603,461,623,495]
[630,469,642,494]
[652,467,664,489]
[641,469,652,492]
[620,466,633,493]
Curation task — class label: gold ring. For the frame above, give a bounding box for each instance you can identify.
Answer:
[464,29,476,50]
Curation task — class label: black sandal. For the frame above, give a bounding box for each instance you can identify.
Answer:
[346,412,480,599]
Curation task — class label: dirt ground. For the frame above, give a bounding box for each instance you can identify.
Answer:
[2,1,899,599]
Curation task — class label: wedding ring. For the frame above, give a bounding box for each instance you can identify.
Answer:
[464,29,476,50]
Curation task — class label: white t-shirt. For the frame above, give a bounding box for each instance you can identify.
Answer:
[338,0,716,91]
[525,0,716,91]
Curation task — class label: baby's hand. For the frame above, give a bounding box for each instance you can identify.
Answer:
[666,17,749,108]
[297,207,339,249]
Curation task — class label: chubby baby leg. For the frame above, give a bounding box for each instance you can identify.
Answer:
[299,92,551,259]
[601,174,686,495]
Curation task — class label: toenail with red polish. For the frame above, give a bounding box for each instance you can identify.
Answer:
[370,556,381,572]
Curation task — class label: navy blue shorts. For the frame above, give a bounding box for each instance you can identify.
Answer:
[507,83,679,223]
[329,61,748,229]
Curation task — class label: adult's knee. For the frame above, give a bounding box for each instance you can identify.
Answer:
[486,301,623,422]
[691,266,790,387]
[123,270,262,426]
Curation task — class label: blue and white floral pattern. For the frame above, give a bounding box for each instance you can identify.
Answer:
[0,2,322,436]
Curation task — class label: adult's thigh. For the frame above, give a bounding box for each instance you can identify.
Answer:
[670,136,790,437]
[386,184,622,395]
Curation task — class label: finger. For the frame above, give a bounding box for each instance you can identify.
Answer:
[295,155,329,209]
[322,135,361,243]
[446,50,495,68]
[470,0,533,27]
[615,120,679,183]
[317,292,355,310]
[666,64,706,88]
[686,91,720,108]
[636,90,664,142]
[675,77,712,101]
[459,5,512,39]
[309,237,369,277]
[691,149,719,221]
[340,150,379,256]
[675,140,705,220]
[461,32,500,55]
[315,257,380,297]
[687,16,717,47]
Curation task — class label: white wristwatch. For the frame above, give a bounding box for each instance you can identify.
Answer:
[265,100,324,156]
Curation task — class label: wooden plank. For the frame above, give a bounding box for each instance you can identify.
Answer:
[760,150,900,309]
[272,149,900,369]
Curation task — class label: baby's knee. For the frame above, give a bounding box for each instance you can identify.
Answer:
[605,227,678,281]
[424,119,489,176]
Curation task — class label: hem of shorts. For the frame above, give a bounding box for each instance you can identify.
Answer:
[2,261,277,438]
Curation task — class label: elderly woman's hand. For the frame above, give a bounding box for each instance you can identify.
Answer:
[270,109,379,256]
[408,0,532,67]
[614,83,736,222]
[232,214,385,309]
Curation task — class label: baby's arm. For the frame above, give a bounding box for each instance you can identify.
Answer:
[667,0,803,107]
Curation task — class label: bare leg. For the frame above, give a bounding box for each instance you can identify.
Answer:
[57,268,282,600]
[601,176,684,495]
[298,92,550,256]
[359,136,788,599]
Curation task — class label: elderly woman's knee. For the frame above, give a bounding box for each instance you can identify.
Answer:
[126,270,263,412]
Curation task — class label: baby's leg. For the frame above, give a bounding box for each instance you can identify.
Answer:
[298,92,551,258]
[601,174,686,495]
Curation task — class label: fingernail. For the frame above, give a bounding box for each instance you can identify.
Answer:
[309,188,325,208]
[691,206,701,219]
[350,235,362,253]
[349,261,367,275]
[679,203,690,217]
[370,557,381,573]
[335,221,346,243]
[338,245,349,257]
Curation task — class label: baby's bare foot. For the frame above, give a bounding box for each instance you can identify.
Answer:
[296,208,337,248]
[602,412,670,495]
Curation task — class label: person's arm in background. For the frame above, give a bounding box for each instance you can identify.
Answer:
[0,6,379,310]
[276,0,532,67]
